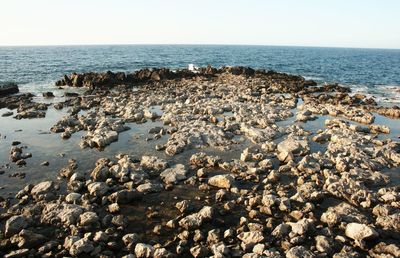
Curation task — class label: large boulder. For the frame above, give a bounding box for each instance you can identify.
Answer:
[0,83,19,96]
[5,215,31,237]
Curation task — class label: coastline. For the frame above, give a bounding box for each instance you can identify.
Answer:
[0,66,399,257]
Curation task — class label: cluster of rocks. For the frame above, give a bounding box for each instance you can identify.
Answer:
[0,92,49,119]
[1,66,400,257]
[9,144,32,167]
[301,92,400,119]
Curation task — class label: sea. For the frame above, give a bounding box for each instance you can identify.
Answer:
[0,44,400,103]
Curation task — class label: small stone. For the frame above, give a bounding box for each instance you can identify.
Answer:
[40,161,50,166]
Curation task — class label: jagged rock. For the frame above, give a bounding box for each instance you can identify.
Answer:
[160,164,187,184]
[79,212,99,230]
[87,182,109,197]
[31,181,55,199]
[179,206,214,229]
[69,238,94,256]
[345,223,378,241]
[208,174,234,189]
[135,243,155,258]
[41,203,83,226]
[237,231,264,249]
[286,246,315,258]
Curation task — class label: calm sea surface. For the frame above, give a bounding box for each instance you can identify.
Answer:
[0,45,399,102]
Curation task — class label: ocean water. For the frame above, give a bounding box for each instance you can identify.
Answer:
[0,45,399,103]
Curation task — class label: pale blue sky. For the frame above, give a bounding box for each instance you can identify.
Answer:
[0,0,399,48]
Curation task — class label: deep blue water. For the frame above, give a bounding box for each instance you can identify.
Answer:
[0,45,399,102]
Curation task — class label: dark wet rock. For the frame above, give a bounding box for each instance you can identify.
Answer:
[17,229,47,248]
[64,92,80,97]
[286,246,315,258]
[0,83,19,96]
[42,92,55,98]
[108,189,142,204]
[1,111,13,117]
[40,161,49,166]
[0,93,33,110]
[4,248,29,258]
[5,215,31,237]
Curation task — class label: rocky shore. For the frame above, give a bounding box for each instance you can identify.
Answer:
[0,66,399,257]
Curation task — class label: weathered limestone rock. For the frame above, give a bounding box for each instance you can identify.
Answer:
[160,164,187,184]
[179,206,214,229]
[135,243,155,258]
[208,174,234,189]
[345,223,378,241]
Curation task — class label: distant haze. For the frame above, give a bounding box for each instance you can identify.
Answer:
[0,0,399,49]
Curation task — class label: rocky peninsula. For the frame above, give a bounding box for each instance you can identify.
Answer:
[0,66,399,257]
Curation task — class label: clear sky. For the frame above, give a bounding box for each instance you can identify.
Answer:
[0,0,399,49]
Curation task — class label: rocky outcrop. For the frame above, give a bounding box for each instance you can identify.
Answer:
[0,82,19,96]
[55,66,316,93]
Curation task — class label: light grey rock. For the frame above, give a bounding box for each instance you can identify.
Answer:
[208,174,234,189]
[79,211,99,230]
[141,156,168,171]
[135,243,155,258]
[315,235,333,254]
[237,231,264,249]
[179,206,214,229]
[69,238,94,256]
[160,164,187,184]
[87,182,109,197]
[65,192,82,203]
[42,203,83,226]
[136,182,164,193]
[345,223,378,241]
[31,181,54,198]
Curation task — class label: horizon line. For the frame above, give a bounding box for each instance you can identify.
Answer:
[0,43,399,51]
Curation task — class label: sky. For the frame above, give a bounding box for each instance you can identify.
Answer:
[0,0,399,49]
